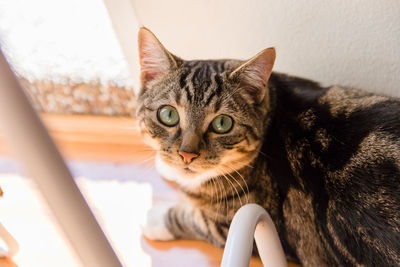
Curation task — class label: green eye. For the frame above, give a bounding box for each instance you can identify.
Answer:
[211,115,233,134]
[157,105,179,126]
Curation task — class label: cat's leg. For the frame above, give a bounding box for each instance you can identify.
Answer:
[142,203,229,247]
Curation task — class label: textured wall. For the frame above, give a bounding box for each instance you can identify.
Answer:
[0,0,133,87]
[0,0,136,115]
[131,0,400,97]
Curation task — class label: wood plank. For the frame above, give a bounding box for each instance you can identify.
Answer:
[0,113,155,162]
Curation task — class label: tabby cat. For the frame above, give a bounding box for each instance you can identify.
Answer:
[137,27,400,266]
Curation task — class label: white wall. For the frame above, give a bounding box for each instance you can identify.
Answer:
[1,0,399,96]
[131,0,400,97]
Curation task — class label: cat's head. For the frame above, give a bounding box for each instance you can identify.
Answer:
[136,28,275,189]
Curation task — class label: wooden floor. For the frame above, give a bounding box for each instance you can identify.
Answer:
[0,114,300,267]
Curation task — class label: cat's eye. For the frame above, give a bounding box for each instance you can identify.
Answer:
[211,115,233,134]
[157,105,180,126]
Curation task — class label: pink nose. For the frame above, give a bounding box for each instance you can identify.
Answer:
[178,151,199,163]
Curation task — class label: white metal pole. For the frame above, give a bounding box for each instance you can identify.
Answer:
[0,50,122,267]
[221,204,288,267]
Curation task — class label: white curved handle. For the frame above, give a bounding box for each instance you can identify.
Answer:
[221,204,288,267]
[0,223,19,258]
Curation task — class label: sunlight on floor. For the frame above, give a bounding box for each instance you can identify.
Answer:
[0,162,154,266]
[0,156,270,267]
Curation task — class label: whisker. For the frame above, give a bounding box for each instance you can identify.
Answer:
[227,172,244,207]
[251,148,275,161]
[133,156,156,166]
[222,169,243,208]
[224,164,250,204]
[215,169,229,223]
[209,178,215,222]
[207,178,215,221]
[229,158,255,169]
[131,161,154,170]
[211,177,221,223]
[220,172,237,214]
[128,161,158,182]
[255,149,267,157]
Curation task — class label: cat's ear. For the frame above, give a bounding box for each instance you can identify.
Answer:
[229,47,276,103]
[138,27,180,86]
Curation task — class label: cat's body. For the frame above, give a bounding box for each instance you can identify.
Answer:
[137,28,400,266]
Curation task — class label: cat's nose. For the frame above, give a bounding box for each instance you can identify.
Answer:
[178,151,199,163]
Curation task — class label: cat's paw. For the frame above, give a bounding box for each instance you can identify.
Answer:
[142,205,174,241]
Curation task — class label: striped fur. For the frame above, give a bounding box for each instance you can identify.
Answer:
[137,28,400,266]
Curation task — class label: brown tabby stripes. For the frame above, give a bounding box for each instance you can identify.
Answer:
[137,28,400,267]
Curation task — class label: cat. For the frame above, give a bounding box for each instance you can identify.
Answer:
[136,27,400,266]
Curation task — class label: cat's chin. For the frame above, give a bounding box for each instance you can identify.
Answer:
[155,155,218,190]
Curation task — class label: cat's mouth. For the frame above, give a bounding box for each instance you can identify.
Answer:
[158,153,202,174]
[183,167,195,173]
